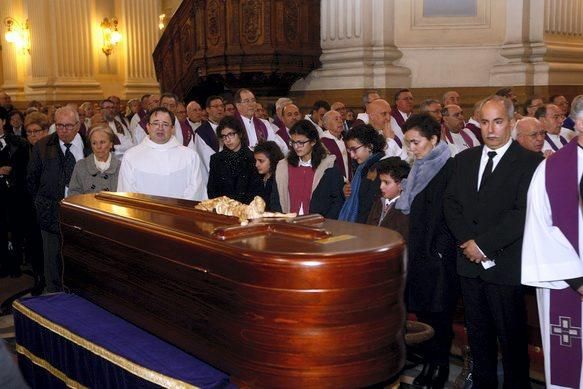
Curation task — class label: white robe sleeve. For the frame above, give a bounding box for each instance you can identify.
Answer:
[384,138,409,161]
[263,118,289,154]
[193,134,214,188]
[521,161,583,289]
[174,119,184,147]
[117,155,136,193]
[184,149,208,201]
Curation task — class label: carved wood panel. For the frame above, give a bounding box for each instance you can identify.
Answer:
[153,0,321,98]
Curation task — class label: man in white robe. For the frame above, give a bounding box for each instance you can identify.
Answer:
[101,99,135,159]
[442,104,479,157]
[522,95,583,389]
[117,107,206,201]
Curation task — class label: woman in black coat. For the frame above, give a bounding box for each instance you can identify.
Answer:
[207,116,262,204]
[395,113,458,389]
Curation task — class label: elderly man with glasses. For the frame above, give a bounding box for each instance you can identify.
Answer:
[233,88,287,153]
[27,106,91,292]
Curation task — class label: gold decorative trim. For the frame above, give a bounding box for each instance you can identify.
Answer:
[13,300,200,389]
[16,344,88,389]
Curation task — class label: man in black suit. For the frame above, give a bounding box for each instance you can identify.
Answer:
[444,95,543,388]
[27,106,91,292]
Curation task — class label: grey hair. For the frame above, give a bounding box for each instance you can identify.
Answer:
[570,95,583,120]
[361,90,379,107]
[321,110,339,128]
[55,105,80,123]
[478,95,514,120]
[275,97,292,111]
[419,99,440,112]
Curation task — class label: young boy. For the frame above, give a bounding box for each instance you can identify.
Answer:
[366,157,410,241]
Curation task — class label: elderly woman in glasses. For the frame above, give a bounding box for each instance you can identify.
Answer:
[270,120,344,218]
[207,116,262,204]
[67,125,121,196]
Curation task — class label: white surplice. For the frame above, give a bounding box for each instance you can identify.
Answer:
[117,135,207,201]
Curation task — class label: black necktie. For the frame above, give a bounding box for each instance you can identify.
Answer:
[64,143,76,185]
[480,151,497,190]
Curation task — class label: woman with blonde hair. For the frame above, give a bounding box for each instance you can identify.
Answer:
[67,125,121,196]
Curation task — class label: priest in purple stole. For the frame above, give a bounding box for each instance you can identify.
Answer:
[522,95,583,389]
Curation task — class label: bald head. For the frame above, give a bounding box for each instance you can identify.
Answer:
[368,99,392,130]
[515,117,545,153]
[322,110,343,138]
[187,101,203,123]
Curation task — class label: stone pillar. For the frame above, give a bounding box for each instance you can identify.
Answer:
[25,0,102,101]
[291,0,410,91]
[0,0,26,99]
[120,0,161,97]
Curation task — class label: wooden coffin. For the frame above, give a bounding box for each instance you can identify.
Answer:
[60,192,406,388]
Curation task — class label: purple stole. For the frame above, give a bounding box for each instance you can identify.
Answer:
[465,122,483,144]
[321,137,351,181]
[545,133,568,152]
[196,122,220,153]
[276,127,290,145]
[234,111,268,143]
[443,128,475,148]
[545,138,582,388]
[389,109,405,148]
[180,120,195,146]
[138,109,147,120]
[138,115,149,135]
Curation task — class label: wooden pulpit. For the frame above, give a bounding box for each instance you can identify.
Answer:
[60,192,405,387]
[153,0,322,99]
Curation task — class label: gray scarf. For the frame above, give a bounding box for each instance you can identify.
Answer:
[396,141,450,215]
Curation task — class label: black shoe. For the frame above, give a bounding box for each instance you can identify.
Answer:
[429,364,449,389]
[413,362,436,387]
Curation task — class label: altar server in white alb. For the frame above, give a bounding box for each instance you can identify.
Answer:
[117,107,207,201]
[522,94,583,389]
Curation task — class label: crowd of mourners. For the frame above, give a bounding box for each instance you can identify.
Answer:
[1,86,582,389]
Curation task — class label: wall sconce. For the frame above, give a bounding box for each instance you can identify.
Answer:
[100,17,122,56]
[159,14,167,30]
[3,17,30,54]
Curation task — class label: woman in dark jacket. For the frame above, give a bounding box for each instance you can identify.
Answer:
[270,120,344,218]
[253,140,284,209]
[395,113,457,389]
[339,124,386,223]
[207,116,261,204]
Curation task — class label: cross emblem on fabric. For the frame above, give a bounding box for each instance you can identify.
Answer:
[551,316,582,347]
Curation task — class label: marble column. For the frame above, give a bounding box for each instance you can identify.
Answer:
[24,0,102,101]
[0,0,26,98]
[120,0,161,97]
[490,0,583,86]
[291,0,410,91]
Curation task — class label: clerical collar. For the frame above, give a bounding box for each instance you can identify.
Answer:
[299,159,312,167]
[146,135,180,149]
[398,110,410,119]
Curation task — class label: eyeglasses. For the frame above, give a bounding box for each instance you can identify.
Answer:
[149,121,172,129]
[55,122,79,131]
[289,140,311,147]
[240,98,256,104]
[220,132,238,140]
[524,130,547,139]
[347,145,365,154]
[26,129,47,136]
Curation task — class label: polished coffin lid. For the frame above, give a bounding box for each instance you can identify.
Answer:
[60,192,406,388]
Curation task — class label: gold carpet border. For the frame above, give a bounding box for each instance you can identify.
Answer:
[13,300,199,389]
[16,344,88,389]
